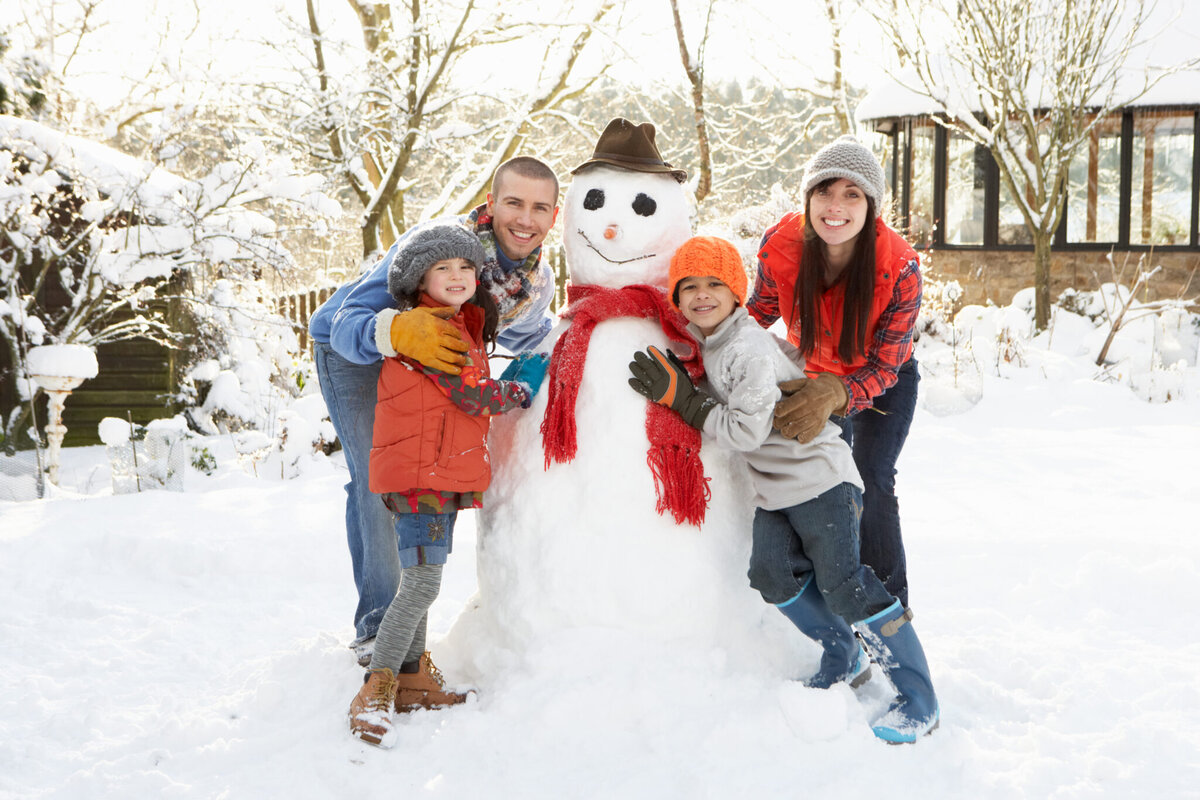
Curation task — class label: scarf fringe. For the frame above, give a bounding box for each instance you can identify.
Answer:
[646,441,711,527]
[540,373,578,469]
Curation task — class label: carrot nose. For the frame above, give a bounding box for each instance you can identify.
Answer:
[603,225,618,240]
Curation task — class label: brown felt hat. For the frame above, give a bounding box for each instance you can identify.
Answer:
[571,118,688,183]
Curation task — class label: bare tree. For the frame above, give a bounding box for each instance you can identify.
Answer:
[421,2,617,219]
[668,0,714,204]
[818,0,855,136]
[291,0,616,258]
[869,0,1184,330]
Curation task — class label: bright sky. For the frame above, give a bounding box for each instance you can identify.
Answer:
[11,0,1194,129]
[2,0,870,113]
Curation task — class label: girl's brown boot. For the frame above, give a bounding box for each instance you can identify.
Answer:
[348,668,398,746]
[394,653,473,711]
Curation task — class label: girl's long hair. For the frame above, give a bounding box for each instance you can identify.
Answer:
[397,271,500,353]
[794,179,877,363]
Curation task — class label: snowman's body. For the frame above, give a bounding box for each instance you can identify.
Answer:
[444,166,778,679]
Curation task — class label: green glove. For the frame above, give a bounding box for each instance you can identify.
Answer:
[627,345,717,429]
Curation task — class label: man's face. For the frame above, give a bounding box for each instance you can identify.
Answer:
[486,173,559,261]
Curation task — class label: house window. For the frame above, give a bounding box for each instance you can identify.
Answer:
[1067,115,1122,243]
[998,179,1034,245]
[945,132,987,245]
[1131,110,1194,245]
[871,107,1199,251]
[909,120,936,247]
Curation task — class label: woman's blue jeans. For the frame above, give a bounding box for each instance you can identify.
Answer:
[835,356,919,608]
[313,341,399,644]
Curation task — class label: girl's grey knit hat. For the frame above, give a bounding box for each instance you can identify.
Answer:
[800,135,888,209]
[387,223,487,300]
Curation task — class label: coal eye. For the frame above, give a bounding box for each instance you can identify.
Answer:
[632,193,656,217]
[583,189,605,210]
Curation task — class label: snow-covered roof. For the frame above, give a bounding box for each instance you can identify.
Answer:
[857,1,1200,122]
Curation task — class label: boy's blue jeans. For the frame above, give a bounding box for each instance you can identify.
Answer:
[835,356,919,608]
[749,482,895,623]
[313,340,399,644]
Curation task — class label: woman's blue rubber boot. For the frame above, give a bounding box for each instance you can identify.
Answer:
[855,599,939,743]
[777,579,871,690]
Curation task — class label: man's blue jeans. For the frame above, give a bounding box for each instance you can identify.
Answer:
[313,340,399,644]
[835,356,919,608]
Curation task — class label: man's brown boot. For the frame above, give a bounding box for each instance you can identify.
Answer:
[394,652,473,712]
[349,668,398,746]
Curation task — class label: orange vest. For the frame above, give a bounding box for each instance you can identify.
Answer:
[758,213,915,377]
[369,300,492,494]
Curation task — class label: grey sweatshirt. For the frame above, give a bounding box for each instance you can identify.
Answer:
[695,307,862,511]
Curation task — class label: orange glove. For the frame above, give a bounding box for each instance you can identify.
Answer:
[389,307,470,374]
[773,373,850,443]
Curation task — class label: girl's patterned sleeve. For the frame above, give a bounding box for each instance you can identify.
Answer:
[842,258,922,414]
[419,360,529,416]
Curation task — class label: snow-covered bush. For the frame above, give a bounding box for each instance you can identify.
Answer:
[916,278,1200,409]
[99,414,189,493]
[182,279,306,433]
[0,115,339,448]
[177,279,334,478]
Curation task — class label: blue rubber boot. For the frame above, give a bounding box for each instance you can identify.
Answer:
[856,599,939,743]
[777,578,871,690]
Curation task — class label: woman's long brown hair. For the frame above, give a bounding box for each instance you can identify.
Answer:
[793,179,877,363]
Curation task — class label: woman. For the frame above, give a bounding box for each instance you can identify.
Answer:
[747,135,922,608]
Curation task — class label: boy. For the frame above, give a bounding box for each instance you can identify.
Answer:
[627,236,939,743]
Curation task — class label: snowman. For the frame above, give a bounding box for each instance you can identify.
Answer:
[442,120,777,685]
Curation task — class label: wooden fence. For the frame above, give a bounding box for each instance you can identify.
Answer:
[273,286,337,353]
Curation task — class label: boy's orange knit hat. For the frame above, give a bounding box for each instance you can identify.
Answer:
[668,236,748,311]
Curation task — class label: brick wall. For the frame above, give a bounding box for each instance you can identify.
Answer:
[923,248,1200,307]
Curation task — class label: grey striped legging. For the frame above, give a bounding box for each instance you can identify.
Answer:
[368,563,443,672]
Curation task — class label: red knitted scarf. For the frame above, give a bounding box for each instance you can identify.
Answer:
[540,283,711,526]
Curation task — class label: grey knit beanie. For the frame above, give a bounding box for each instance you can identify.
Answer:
[387,223,487,301]
[800,135,887,209]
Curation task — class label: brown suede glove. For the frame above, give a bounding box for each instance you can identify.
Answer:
[389,307,470,374]
[773,373,850,443]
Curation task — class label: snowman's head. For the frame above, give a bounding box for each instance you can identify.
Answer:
[562,165,694,289]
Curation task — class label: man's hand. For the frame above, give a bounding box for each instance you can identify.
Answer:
[627,345,717,430]
[390,307,470,374]
[773,373,849,443]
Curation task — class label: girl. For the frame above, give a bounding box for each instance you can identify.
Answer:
[348,224,548,747]
[748,136,923,608]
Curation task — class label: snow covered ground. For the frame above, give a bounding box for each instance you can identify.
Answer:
[3,295,1200,799]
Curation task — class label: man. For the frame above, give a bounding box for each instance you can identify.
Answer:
[309,157,560,664]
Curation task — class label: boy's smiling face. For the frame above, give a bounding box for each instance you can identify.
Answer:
[676,275,738,336]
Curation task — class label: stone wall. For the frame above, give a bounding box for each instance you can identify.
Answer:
[923,248,1200,308]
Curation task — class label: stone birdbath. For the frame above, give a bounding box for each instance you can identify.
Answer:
[27,344,99,485]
